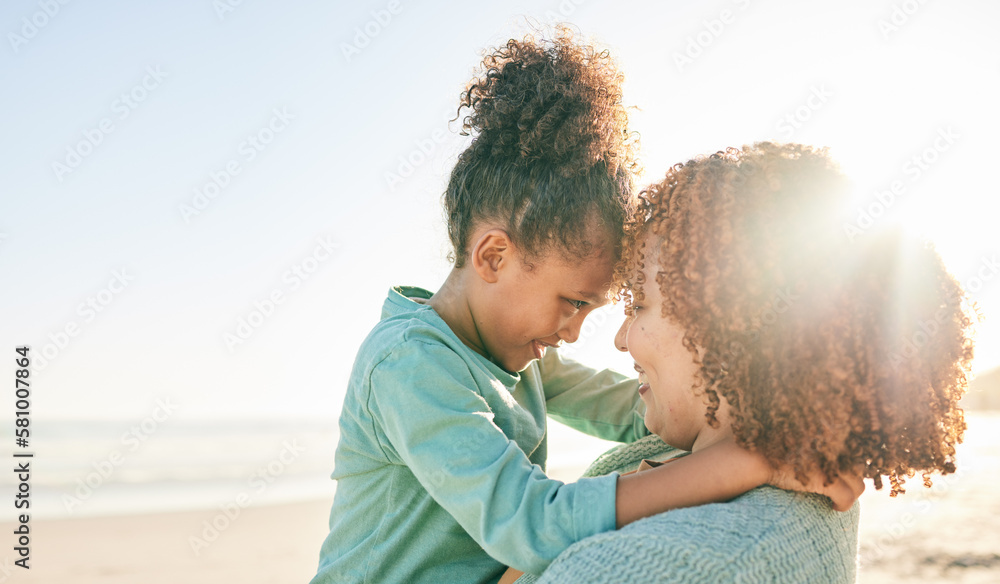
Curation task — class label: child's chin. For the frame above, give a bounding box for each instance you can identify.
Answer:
[501,354,533,373]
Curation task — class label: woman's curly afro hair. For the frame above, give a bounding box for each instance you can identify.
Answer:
[616,142,975,496]
[445,26,639,268]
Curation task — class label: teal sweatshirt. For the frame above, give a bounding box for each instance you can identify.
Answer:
[311,286,648,584]
[516,435,860,584]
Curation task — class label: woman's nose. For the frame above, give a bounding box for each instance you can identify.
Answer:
[614,318,629,352]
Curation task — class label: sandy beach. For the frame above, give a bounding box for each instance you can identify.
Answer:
[1,499,334,584]
[853,410,1000,584]
[4,412,997,583]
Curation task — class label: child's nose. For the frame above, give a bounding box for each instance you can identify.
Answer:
[557,309,592,344]
[560,318,583,344]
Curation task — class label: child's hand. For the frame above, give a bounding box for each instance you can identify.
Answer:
[767,465,865,511]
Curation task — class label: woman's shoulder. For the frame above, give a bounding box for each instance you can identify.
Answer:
[582,434,685,476]
[634,487,860,557]
[524,487,858,584]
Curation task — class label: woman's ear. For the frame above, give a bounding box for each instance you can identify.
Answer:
[470,229,512,284]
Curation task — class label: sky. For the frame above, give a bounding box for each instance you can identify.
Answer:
[1,0,998,422]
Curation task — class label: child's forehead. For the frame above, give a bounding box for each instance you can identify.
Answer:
[537,250,615,297]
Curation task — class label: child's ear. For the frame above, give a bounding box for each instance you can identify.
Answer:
[470,229,512,284]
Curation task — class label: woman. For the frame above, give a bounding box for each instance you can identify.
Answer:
[515,142,974,583]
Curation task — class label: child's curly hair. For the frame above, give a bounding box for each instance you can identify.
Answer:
[445,26,639,267]
[616,142,975,496]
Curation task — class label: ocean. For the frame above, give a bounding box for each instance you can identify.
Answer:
[0,415,620,521]
[3,418,340,520]
[4,411,997,532]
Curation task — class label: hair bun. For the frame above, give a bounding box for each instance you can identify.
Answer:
[458,27,636,178]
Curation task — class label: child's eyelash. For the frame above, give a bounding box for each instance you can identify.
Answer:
[567,299,587,310]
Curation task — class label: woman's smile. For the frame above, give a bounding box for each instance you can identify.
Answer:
[634,363,650,395]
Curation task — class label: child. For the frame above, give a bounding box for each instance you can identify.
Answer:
[310,30,857,584]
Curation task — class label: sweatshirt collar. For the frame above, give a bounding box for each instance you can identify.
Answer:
[382,286,520,386]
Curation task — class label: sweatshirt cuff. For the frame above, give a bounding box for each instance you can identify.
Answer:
[572,472,619,541]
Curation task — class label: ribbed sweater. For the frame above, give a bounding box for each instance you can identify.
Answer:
[517,435,860,583]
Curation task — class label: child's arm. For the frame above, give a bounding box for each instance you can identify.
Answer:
[537,349,649,443]
[537,350,863,521]
[615,438,863,527]
[614,438,767,527]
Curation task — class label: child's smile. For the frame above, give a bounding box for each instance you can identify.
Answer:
[531,339,561,361]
